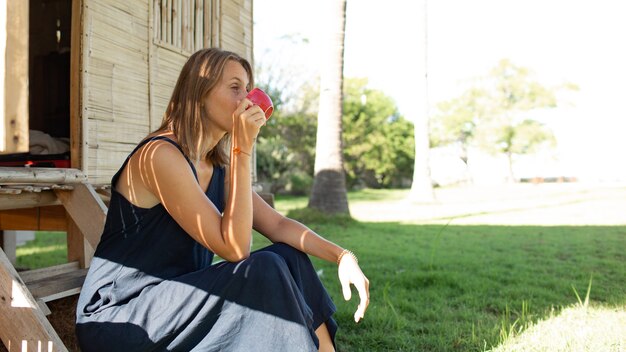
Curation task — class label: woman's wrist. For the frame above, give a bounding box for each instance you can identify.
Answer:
[232,147,252,157]
[337,249,358,265]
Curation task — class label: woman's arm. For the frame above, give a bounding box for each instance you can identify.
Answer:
[137,140,251,262]
[252,193,343,261]
[138,101,264,262]
[252,193,370,322]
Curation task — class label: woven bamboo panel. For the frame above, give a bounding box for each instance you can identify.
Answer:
[220,0,253,61]
[148,47,189,129]
[82,0,151,184]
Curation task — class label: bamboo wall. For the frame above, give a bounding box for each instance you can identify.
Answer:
[81,0,253,184]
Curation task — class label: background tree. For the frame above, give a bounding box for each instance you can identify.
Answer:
[476,59,561,182]
[255,80,318,195]
[254,35,320,195]
[342,78,414,188]
[308,0,350,214]
[430,87,489,170]
[431,59,574,182]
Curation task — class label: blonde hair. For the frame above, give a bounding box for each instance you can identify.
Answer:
[155,48,253,165]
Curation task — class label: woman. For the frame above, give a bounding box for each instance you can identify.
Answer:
[75,48,369,352]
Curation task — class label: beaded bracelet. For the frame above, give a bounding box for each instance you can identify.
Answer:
[337,249,358,265]
[232,147,251,157]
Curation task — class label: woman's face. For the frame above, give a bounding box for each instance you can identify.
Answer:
[204,60,250,132]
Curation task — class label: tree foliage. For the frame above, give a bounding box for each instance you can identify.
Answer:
[255,76,415,193]
[431,59,572,180]
[255,80,318,195]
[342,78,414,188]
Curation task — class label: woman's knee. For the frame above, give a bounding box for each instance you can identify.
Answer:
[242,251,287,280]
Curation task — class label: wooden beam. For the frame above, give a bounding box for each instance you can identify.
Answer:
[66,215,94,268]
[19,262,80,283]
[0,190,61,210]
[54,184,106,250]
[0,247,68,351]
[0,167,86,184]
[0,206,67,231]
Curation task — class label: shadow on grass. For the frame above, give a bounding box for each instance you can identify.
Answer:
[287,209,626,351]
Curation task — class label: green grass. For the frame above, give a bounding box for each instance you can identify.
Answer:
[277,206,626,351]
[16,231,67,269]
[15,190,626,351]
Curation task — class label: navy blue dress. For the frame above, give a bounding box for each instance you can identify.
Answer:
[75,136,337,351]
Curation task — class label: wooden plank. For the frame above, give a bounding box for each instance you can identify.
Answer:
[0,167,86,184]
[25,267,88,303]
[0,247,68,351]
[0,206,67,231]
[0,208,37,230]
[54,184,107,250]
[70,0,84,171]
[19,262,80,283]
[39,206,69,231]
[1,0,29,154]
[0,191,61,211]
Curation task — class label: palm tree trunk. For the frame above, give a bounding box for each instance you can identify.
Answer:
[308,0,350,214]
[409,0,435,202]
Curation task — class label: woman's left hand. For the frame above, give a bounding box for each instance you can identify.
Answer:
[338,253,370,323]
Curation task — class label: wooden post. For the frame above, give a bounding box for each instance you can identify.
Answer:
[54,183,106,250]
[0,230,16,264]
[66,216,94,269]
[70,0,83,171]
[1,0,30,154]
[0,247,68,352]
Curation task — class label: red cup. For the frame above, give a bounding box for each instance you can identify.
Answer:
[246,88,274,120]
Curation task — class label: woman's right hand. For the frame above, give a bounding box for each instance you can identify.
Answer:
[232,99,265,155]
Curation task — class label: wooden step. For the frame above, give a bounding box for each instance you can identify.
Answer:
[20,262,88,303]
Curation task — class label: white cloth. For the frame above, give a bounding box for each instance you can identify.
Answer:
[29,130,70,155]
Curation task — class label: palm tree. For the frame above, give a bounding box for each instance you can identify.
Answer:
[408,0,435,202]
[308,0,350,214]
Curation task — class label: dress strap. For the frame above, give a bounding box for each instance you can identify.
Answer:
[111,136,198,187]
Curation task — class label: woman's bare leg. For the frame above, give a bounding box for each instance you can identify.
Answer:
[315,323,335,352]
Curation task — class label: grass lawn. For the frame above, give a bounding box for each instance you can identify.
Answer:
[15,187,626,351]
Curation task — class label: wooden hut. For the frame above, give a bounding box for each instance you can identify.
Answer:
[0,0,253,350]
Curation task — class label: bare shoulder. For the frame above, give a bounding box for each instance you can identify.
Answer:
[118,135,196,208]
[134,138,195,185]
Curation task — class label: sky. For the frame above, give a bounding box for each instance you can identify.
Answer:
[253,0,626,182]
